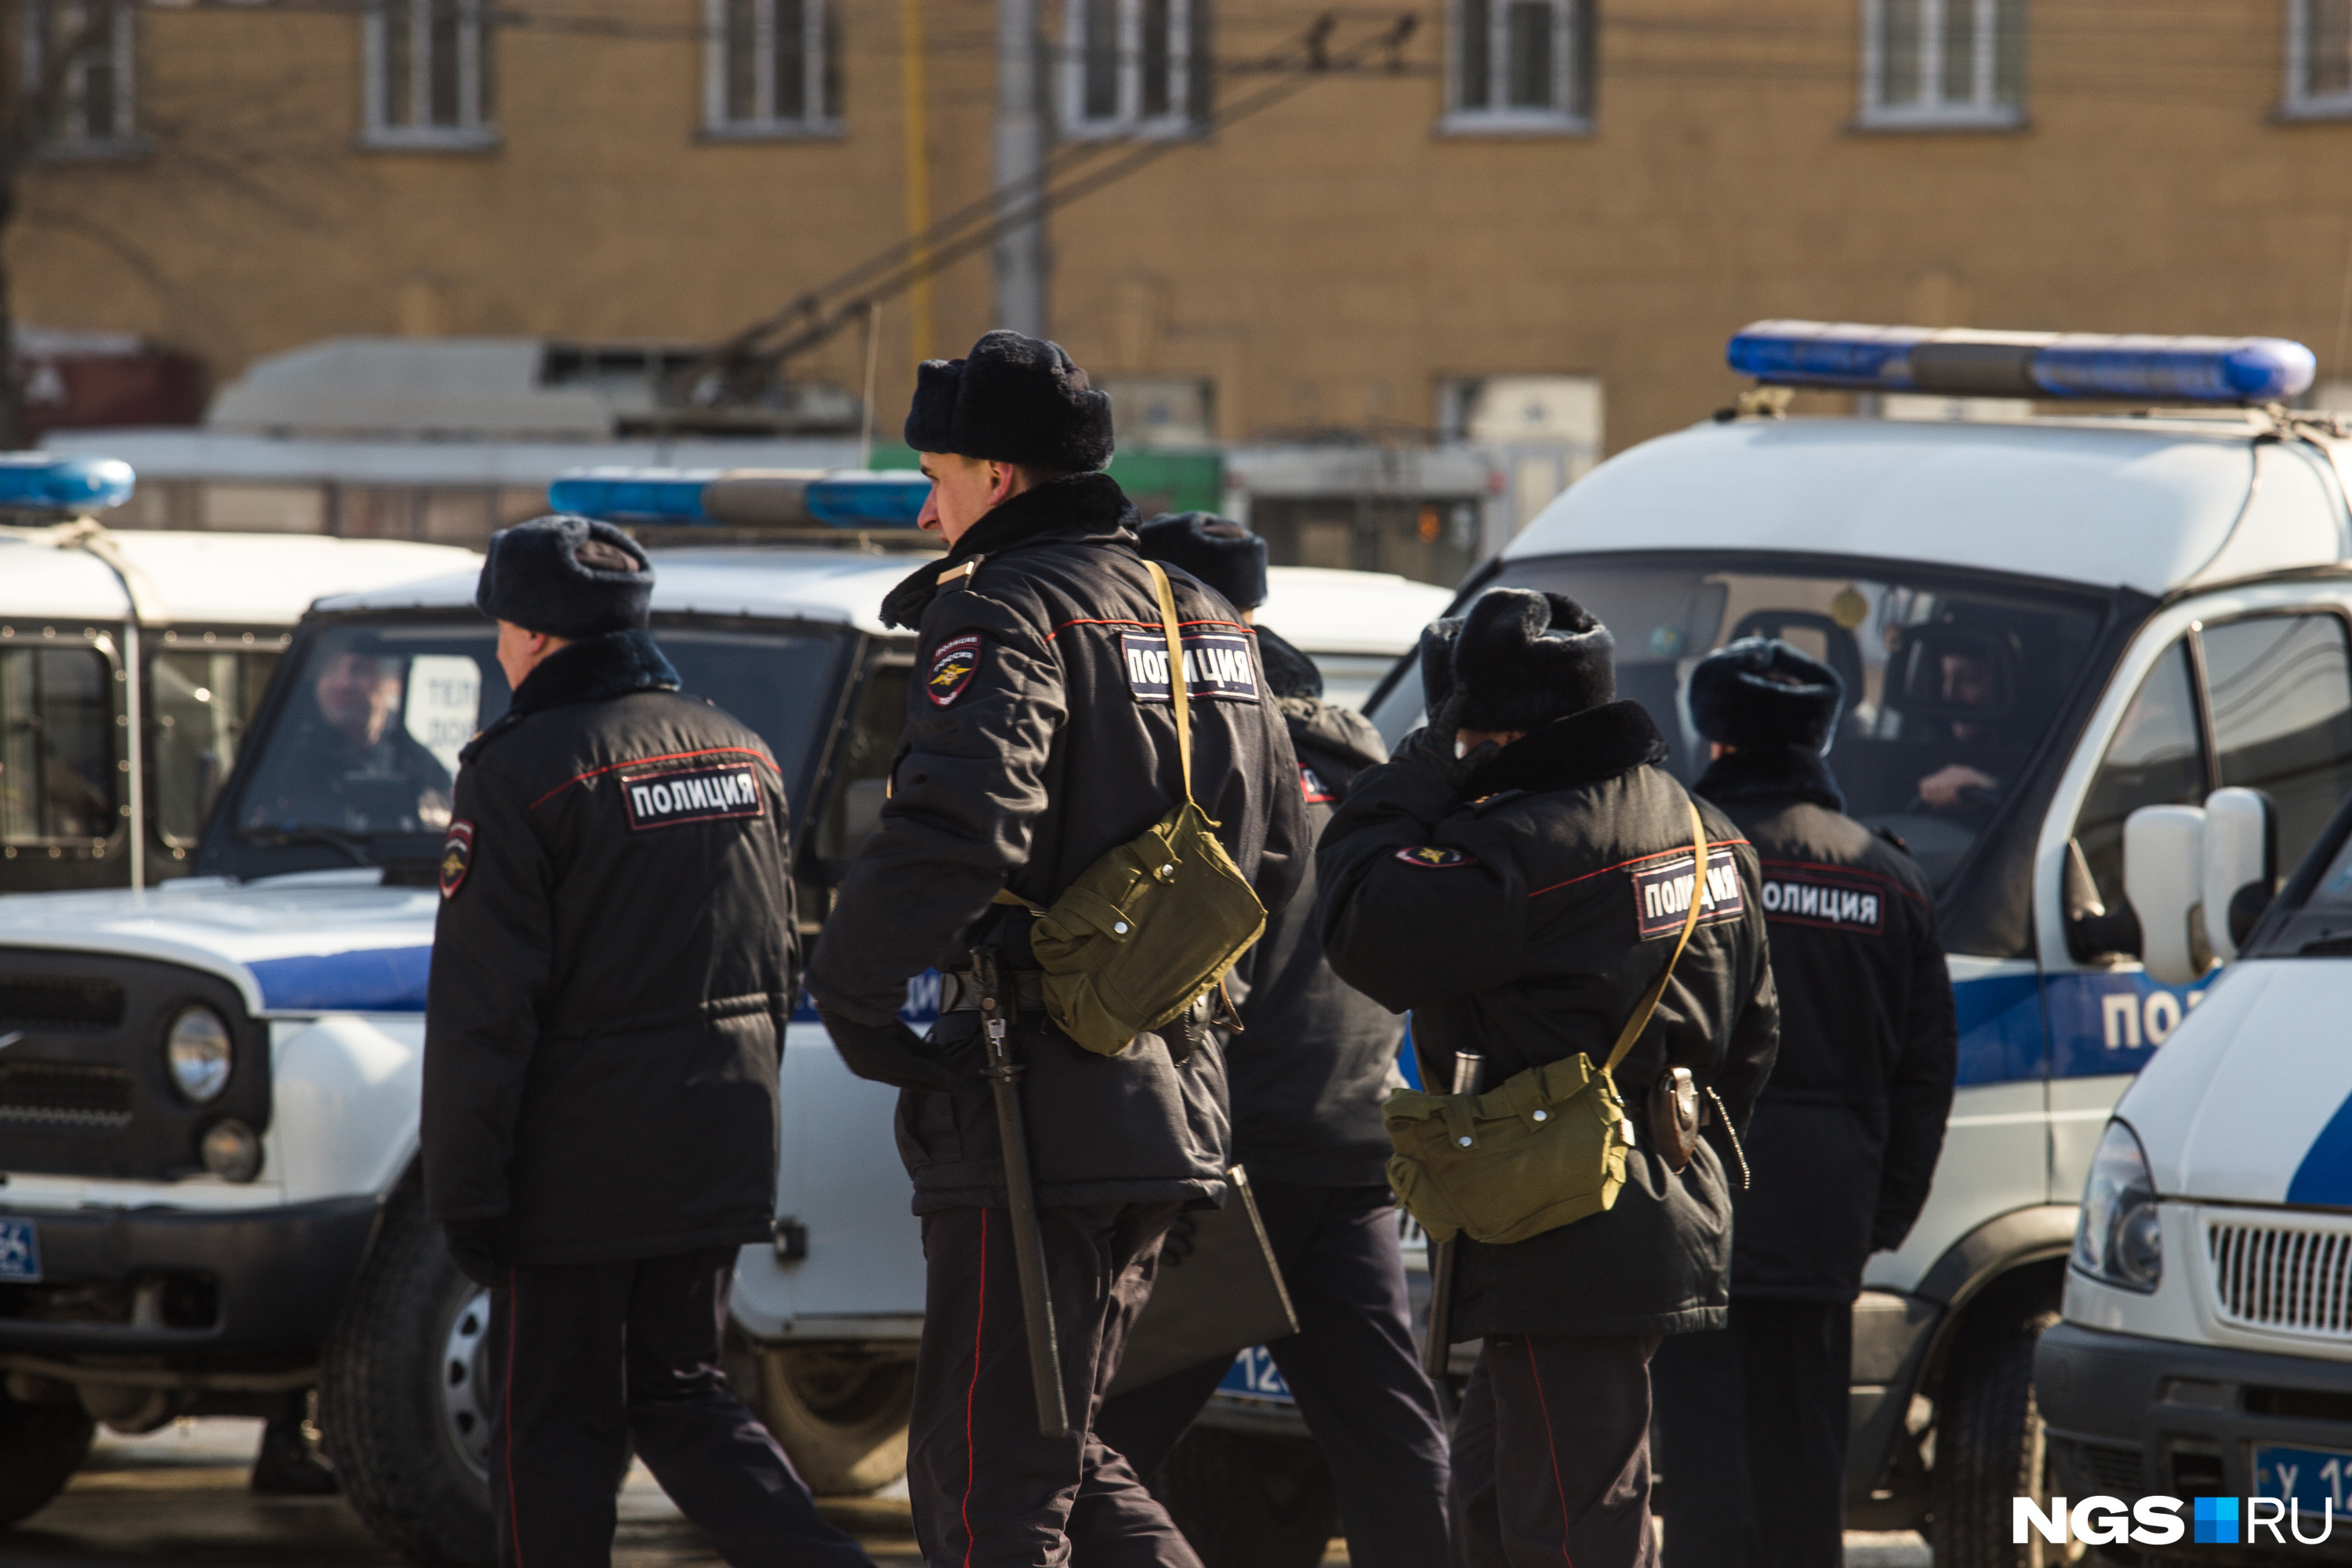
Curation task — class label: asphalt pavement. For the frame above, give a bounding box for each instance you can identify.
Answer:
[3,1419,1931,1566]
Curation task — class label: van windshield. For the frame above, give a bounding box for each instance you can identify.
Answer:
[202,616,846,880]
[1368,554,2108,891]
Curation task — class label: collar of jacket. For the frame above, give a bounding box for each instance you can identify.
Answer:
[1279,695,1386,768]
[880,471,1138,630]
[1692,742,1846,813]
[1461,699,1669,797]
[460,629,679,764]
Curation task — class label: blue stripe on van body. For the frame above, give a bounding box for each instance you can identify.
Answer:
[2288,1097,2352,1206]
[249,947,433,1013]
[2042,970,2210,1080]
[1953,970,2046,1086]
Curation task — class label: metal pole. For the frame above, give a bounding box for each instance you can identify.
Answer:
[899,0,938,365]
[993,0,1047,336]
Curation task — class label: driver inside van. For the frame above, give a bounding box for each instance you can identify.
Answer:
[1914,647,2005,813]
[241,648,454,834]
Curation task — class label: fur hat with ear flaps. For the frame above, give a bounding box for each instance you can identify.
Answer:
[1421,588,1615,733]
[903,330,1115,474]
[474,515,654,639]
[1137,511,1269,612]
[1689,636,1846,754]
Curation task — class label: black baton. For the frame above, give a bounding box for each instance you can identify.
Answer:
[972,947,1070,1440]
[1423,1051,1483,1411]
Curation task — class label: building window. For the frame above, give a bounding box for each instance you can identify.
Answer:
[1062,0,1209,140]
[362,1,496,150]
[2287,0,2352,118]
[1442,0,1592,135]
[705,0,842,136]
[24,2,137,155]
[1860,0,2024,129]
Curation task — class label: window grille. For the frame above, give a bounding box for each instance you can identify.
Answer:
[1860,0,2024,130]
[363,1,496,150]
[1444,0,1592,134]
[706,0,842,135]
[22,1,136,153]
[1062,0,1209,140]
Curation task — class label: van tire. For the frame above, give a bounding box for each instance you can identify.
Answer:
[320,1189,495,1567]
[1152,1427,1336,1568]
[1929,1290,2079,1568]
[0,1388,93,1529]
[739,1343,914,1497]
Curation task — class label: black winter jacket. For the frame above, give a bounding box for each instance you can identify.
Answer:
[421,630,797,1265]
[1223,679,1402,1187]
[804,474,1308,1214]
[1319,701,1779,1338]
[1692,743,1957,1302]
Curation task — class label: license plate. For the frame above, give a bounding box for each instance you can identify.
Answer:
[0,1218,38,1282]
[2254,1444,2352,1516]
[1216,1345,1294,1403]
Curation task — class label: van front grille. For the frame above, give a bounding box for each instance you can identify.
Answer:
[0,975,125,1029]
[2208,1218,2352,1338]
[0,1062,133,1130]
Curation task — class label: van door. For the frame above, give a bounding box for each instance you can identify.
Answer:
[146,630,288,880]
[2041,603,2352,1204]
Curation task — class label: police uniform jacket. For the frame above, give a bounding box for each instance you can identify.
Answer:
[1691,742,1957,1301]
[1318,700,1780,1338]
[421,630,797,1266]
[804,474,1308,1214]
[1223,686,1402,1188]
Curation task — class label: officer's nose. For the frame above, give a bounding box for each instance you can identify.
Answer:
[916,486,942,535]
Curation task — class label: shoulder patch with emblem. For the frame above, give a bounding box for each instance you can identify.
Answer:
[1395,845,1477,869]
[927,633,982,706]
[440,819,475,898]
[1300,764,1336,805]
[621,764,764,831]
[1121,627,1260,705]
[1632,844,1748,939]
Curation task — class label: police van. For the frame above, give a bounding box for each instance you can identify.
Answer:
[0,460,477,897]
[0,466,1448,1562]
[1322,323,2352,1566]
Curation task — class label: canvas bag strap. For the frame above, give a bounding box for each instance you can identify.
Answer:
[1142,560,1196,808]
[1602,797,1711,1078]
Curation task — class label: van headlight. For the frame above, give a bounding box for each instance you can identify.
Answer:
[164,1005,234,1104]
[2074,1118,2163,1292]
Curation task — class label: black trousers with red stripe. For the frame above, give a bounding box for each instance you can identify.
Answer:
[485,1246,872,1568]
[909,1201,1199,1568]
[1448,1333,1661,1568]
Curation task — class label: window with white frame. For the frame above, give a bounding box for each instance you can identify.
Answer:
[1444,0,1592,133]
[2287,0,2352,118]
[363,1,495,149]
[1062,0,1209,139]
[1860,0,2024,129]
[23,1,136,154]
[706,0,841,136]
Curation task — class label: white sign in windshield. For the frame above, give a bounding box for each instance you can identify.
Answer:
[405,655,481,776]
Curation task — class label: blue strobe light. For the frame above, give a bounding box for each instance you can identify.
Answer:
[547,468,724,525]
[1727,321,2317,403]
[0,454,135,512]
[803,471,931,528]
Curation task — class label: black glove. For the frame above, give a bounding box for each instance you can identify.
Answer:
[442,1219,508,1290]
[819,1006,962,1092]
[1159,1213,1198,1267]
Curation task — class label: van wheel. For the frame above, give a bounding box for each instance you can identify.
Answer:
[740,1343,913,1496]
[320,1189,495,1567]
[1929,1290,2080,1568]
[0,1386,93,1529]
[1152,1427,1336,1568]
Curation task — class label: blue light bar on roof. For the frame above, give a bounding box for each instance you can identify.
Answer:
[547,468,724,525]
[0,454,134,513]
[1726,321,2318,404]
[548,467,934,529]
[804,471,931,528]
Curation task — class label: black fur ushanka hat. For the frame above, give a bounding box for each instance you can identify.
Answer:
[1420,588,1615,733]
[1689,636,1846,753]
[474,515,653,639]
[1137,511,1269,612]
[903,330,1115,474]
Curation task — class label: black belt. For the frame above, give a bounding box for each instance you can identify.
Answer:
[940,969,1047,1013]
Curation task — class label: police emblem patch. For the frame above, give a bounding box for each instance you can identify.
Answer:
[1300,764,1336,805]
[440,820,475,898]
[927,633,982,706]
[1395,845,1476,869]
[1632,845,1748,939]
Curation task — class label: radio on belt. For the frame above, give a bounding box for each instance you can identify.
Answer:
[1726,320,2318,404]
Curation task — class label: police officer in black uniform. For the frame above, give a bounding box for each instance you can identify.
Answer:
[803,333,1308,1567]
[1652,637,1957,1568]
[1317,590,1779,1568]
[419,517,870,1568]
[1090,512,1450,1565]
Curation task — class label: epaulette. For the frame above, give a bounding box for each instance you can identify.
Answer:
[1874,826,1912,856]
[1469,788,1527,815]
[935,554,985,596]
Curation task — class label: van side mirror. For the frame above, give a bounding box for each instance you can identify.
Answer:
[2125,804,2212,985]
[2201,786,2277,962]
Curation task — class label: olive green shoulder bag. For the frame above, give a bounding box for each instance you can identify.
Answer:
[1383,797,1710,1244]
[1007,561,1269,1056]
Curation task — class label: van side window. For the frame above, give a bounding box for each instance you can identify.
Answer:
[803,659,910,929]
[2073,641,2205,935]
[0,645,118,844]
[151,650,280,851]
[2201,614,2352,877]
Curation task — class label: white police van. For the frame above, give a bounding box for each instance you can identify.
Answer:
[1321,322,2352,1567]
[0,466,1448,1562]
